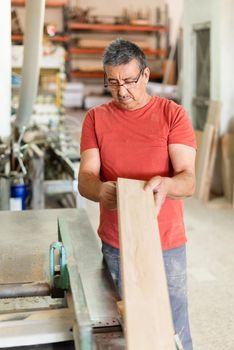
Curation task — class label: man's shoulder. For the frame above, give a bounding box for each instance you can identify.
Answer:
[83,100,117,128]
[154,96,181,110]
[88,99,114,114]
[155,97,187,120]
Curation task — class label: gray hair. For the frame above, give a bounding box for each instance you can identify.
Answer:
[103,38,147,71]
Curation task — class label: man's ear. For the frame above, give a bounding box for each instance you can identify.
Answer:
[144,67,150,83]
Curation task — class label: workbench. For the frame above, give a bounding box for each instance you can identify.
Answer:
[0,209,124,349]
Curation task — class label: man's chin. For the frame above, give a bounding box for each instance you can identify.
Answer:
[117,97,133,107]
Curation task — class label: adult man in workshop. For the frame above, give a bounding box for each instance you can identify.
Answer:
[78,38,196,350]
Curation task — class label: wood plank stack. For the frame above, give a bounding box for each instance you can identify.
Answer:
[194,101,221,202]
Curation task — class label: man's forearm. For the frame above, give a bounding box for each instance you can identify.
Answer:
[78,172,102,202]
[165,171,195,199]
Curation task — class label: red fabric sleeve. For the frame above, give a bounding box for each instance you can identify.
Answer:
[80,110,98,153]
[168,102,197,149]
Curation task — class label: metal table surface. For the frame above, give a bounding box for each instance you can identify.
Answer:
[0,209,76,284]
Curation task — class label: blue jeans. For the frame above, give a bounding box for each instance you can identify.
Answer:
[102,242,193,350]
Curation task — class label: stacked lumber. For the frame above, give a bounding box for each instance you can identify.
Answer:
[194,101,221,202]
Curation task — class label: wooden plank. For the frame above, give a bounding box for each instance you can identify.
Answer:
[195,124,214,200]
[70,71,103,79]
[195,129,203,172]
[162,59,176,85]
[202,101,221,201]
[206,100,222,129]
[194,101,221,202]
[69,47,168,57]
[12,34,69,43]
[12,0,68,7]
[203,127,219,201]
[116,300,124,320]
[221,133,234,204]
[68,22,167,33]
[117,178,174,350]
[69,70,163,80]
[0,307,74,347]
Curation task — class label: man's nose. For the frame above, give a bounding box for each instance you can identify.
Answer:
[118,84,128,95]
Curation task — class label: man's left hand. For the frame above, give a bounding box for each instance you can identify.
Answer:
[144,176,169,215]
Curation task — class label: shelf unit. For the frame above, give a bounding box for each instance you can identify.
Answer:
[11,2,170,84]
[12,34,69,44]
[12,0,68,7]
[11,0,67,109]
[68,22,167,33]
[69,70,164,80]
[67,22,168,81]
[11,0,69,44]
[69,47,168,57]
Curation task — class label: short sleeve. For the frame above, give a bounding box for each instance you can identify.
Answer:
[168,103,197,149]
[80,110,99,153]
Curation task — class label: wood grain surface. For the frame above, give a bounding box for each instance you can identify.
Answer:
[117,178,174,350]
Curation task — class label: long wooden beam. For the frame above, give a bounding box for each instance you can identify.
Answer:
[117,178,174,350]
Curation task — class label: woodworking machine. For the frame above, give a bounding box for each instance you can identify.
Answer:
[0,208,124,349]
[0,208,184,350]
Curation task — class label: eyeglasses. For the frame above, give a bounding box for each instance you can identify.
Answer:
[104,69,143,90]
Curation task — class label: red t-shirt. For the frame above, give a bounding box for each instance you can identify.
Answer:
[80,96,196,250]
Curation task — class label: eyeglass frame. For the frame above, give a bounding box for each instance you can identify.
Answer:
[103,68,144,89]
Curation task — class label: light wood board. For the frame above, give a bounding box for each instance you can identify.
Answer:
[195,129,203,173]
[195,124,215,200]
[221,133,234,204]
[206,100,222,129]
[194,100,222,202]
[203,127,219,201]
[117,178,174,350]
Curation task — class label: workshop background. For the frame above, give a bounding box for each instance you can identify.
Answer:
[0,0,234,349]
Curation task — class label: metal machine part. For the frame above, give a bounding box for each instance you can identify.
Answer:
[0,175,10,210]
[50,213,124,349]
[0,282,50,299]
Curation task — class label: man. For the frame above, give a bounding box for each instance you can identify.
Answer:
[78,38,196,350]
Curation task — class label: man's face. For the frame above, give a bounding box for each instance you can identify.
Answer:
[104,59,150,110]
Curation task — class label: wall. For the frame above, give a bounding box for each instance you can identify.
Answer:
[182,0,234,195]
[220,0,234,133]
[182,0,221,125]
[182,0,234,134]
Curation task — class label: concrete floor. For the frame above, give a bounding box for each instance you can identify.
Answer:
[84,196,234,350]
[185,197,234,350]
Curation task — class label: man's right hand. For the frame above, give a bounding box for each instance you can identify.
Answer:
[99,181,117,209]
[78,149,117,209]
